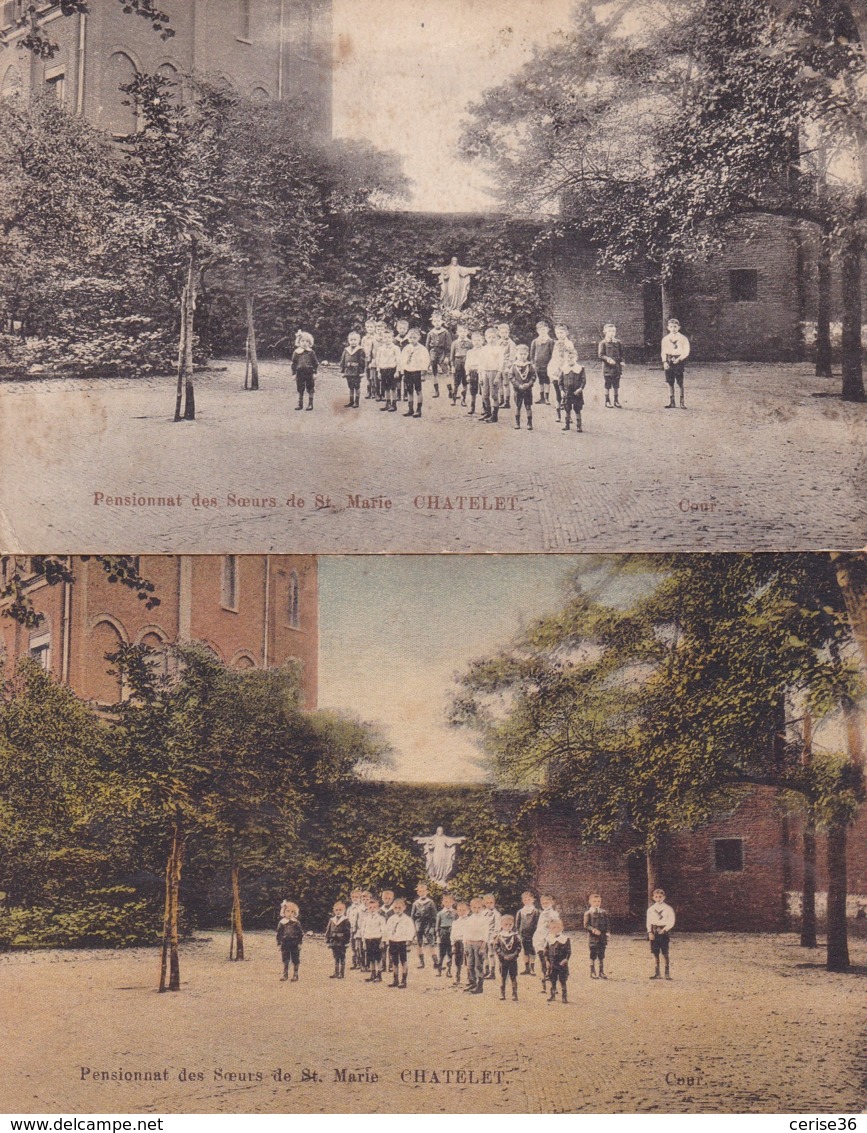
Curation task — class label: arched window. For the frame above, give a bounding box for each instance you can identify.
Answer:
[103,51,139,137]
[1,64,22,98]
[232,652,256,669]
[139,629,172,682]
[89,619,126,703]
[288,570,300,629]
[250,86,270,102]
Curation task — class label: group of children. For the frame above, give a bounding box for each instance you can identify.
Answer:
[289,316,692,426]
[276,884,677,1001]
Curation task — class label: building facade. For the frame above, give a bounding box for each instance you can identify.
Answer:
[0,0,332,135]
[0,554,318,707]
[533,786,867,932]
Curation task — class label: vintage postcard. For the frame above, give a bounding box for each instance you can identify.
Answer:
[0,0,865,554]
[1,550,866,1116]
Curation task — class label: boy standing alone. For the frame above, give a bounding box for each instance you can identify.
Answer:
[583,892,611,979]
[598,323,625,408]
[647,888,676,979]
[661,318,690,409]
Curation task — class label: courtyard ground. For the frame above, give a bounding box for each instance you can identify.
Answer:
[2,930,866,1114]
[0,360,864,554]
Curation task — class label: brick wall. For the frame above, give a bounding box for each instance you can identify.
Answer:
[0,554,318,708]
[532,815,635,929]
[0,0,332,134]
[551,237,648,361]
[677,217,803,362]
[533,788,791,933]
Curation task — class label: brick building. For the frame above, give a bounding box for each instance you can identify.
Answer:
[0,0,332,134]
[0,554,318,707]
[533,786,867,932]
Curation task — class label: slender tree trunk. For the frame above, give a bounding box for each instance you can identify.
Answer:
[772,695,792,931]
[825,820,849,971]
[801,808,818,948]
[174,289,187,423]
[840,231,866,402]
[168,822,184,991]
[661,273,677,330]
[175,243,200,421]
[815,234,833,378]
[646,844,662,903]
[158,835,173,992]
[230,863,245,961]
[244,287,259,391]
[800,710,817,948]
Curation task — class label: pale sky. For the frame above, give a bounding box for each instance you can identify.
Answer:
[319,555,581,781]
[331,0,575,211]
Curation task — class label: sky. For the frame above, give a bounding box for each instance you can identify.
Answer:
[317,555,644,783]
[331,0,575,212]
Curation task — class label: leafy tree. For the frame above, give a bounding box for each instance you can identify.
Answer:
[460,0,867,399]
[452,553,864,969]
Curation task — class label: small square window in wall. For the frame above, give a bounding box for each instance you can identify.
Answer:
[730,269,758,302]
[714,838,744,872]
[221,555,239,612]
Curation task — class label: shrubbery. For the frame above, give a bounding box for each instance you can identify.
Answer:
[0,888,167,950]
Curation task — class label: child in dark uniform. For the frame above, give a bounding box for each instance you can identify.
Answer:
[425,311,452,399]
[507,345,538,431]
[560,346,587,433]
[494,914,522,1001]
[583,892,611,979]
[340,332,366,409]
[325,899,351,979]
[449,323,472,405]
[530,321,555,405]
[598,323,624,408]
[291,333,318,412]
[545,918,571,1003]
[277,901,303,982]
[436,892,457,977]
[515,890,540,975]
[411,881,438,969]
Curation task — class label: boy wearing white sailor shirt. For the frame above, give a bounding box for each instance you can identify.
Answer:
[532,894,559,992]
[386,897,416,988]
[647,888,676,980]
[362,897,386,983]
[661,319,690,409]
[400,330,430,419]
[464,898,489,994]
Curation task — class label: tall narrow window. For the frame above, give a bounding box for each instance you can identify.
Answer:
[238,0,251,39]
[288,570,300,629]
[29,632,51,671]
[222,555,239,611]
[103,51,138,137]
[45,66,66,102]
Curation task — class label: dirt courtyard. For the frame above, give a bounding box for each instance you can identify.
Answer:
[2,930,865,1114]
[0,361,864,553]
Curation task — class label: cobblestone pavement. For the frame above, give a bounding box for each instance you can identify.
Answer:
[0,360,864,552]
[2,931,865,1114]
